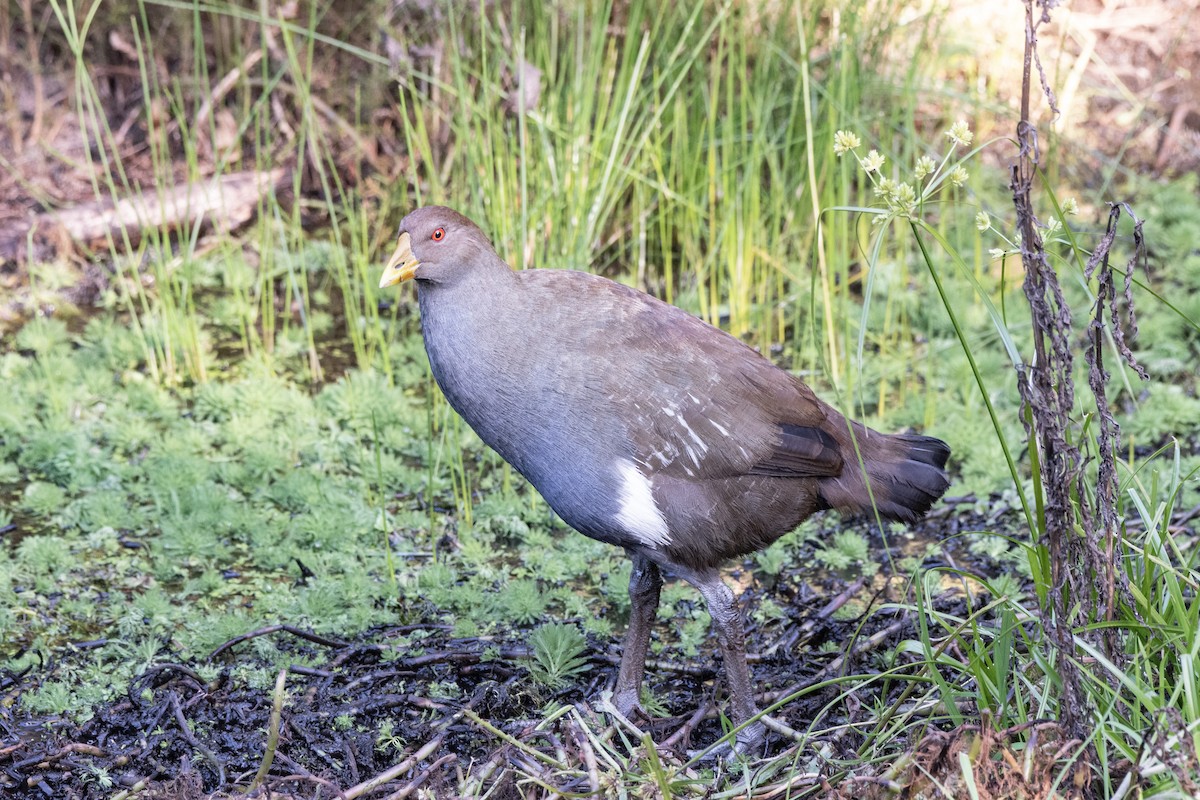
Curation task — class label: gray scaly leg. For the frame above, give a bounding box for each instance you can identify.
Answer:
[612,552,662,717]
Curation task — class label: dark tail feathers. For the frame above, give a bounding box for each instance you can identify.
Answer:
[819,430,951,523]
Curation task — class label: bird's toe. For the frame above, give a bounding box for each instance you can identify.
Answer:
[607,688,649,723]
[734,720,767,754]
[690,720,768,761]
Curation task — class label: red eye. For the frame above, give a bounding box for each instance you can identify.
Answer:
[431,227,445,241]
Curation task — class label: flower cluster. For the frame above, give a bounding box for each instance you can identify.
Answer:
[833,120,977,223]
[945,120,973,148]
[834,121,1078,256]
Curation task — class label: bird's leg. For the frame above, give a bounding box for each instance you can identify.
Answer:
[688,569,765,753]
[612,551,662,718]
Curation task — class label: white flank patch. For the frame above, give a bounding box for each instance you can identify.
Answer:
[614,459,671,548]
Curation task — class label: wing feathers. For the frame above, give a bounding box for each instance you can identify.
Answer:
[747,423,843,478]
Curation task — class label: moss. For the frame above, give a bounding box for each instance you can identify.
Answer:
[1124,384,1200,444]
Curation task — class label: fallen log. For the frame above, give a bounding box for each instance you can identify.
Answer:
[0,167,288,264]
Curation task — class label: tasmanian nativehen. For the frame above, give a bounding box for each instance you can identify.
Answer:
[379,206,951,750]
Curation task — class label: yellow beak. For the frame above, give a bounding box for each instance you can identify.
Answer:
[379,232,419,288]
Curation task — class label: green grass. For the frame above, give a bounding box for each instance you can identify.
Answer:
[4,0,1200,795]
[0,318,629,706]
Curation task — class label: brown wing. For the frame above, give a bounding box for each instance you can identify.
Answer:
[748,423,843,477]
[530,273,846,482]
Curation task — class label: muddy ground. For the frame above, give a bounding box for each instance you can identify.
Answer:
[2,502,1040,799]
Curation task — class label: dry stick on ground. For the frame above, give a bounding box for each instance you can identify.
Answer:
[194,49,264,148]
[568,713,603,796]
[384,752,459,800]
[760,577,867,659]
[1013,0,1148,741]
[0,168,288,263]
[168,691,226,788]
[129,662,209,698]
[208,623,349,658]
[763,612,911,708]
[271,751,341,794]
[661,700,715,751]
[338,682,497,799]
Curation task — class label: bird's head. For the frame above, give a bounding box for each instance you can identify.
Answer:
[379,206,502,288]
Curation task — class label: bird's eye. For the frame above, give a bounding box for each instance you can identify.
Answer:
[431,227,445,241]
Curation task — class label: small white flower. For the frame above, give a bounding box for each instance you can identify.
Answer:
[833,130,862,156]
[862,149,885,173]
[1045,217,1062,234]
[891,182,917,215]
[950,166,969,187]
[989,248,1005,260]
[874,177,895,197]
[975,212,990,232]
[946,120,974,148]
[1062,197,1079,216]
[914,156,936,179]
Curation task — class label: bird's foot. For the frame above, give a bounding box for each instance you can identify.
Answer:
[690,720,767,761]
[733,720,767,754]
[600,688,652,733]
[607,685,651,722]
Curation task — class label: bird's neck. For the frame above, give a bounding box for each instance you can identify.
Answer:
[416,259,518,392]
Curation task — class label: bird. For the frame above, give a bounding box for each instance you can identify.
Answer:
[379,206,951,751]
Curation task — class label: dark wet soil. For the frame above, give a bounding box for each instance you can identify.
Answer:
[0,499,1030,800]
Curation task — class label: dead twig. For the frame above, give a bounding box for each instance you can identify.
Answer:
[567,712,602,798]
[169,691,225,787]
[208,623,348,659]
[0,168,288,264]
[765,615,912,706]
[341,685,491,800]
[383,752,457,800]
